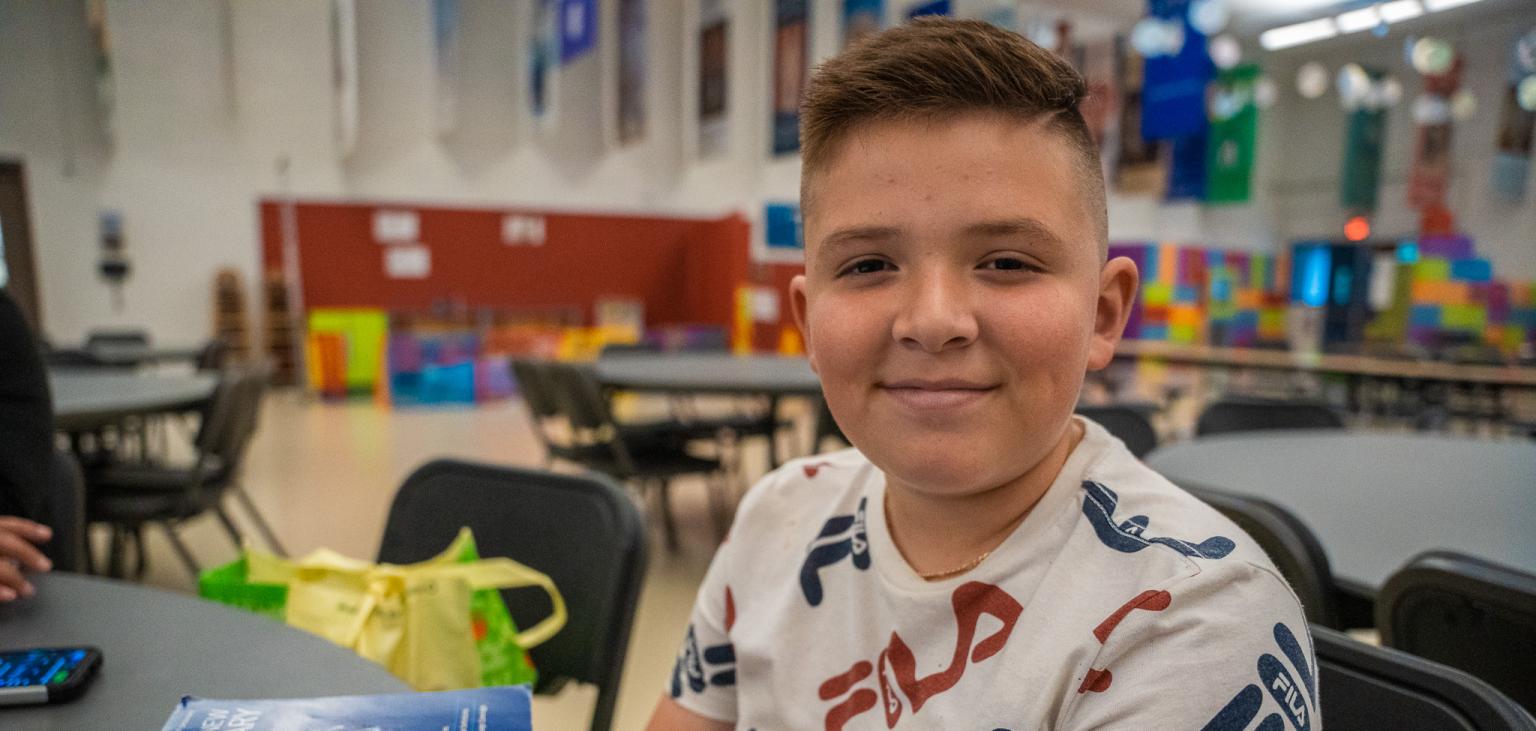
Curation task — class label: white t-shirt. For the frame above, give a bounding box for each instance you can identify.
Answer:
[669,417,1319,730]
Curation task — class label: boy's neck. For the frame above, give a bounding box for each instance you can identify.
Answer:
[884,418,1085,581]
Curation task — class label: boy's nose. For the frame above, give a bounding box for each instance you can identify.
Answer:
[891,275,978,353]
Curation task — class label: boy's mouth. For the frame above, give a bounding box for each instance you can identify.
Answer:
[877,379,998,410]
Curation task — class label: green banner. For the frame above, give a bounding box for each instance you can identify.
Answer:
[1205,64,1260,204]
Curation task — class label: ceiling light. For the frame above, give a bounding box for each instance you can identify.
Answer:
[1261,18,1339,50]
[1378,0,1425,22]
[1336,6,1381,34]
[1423,0,1485,10]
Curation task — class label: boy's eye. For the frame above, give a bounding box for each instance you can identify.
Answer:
[981,257,1030,271]
[839,259,893,277]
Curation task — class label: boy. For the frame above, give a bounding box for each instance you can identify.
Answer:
[648,19,1315,730]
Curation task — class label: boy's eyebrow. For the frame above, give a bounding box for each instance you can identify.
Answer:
[962,217,1065,248]
[816,225,903,254]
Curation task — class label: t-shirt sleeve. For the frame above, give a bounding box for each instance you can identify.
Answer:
[1058,560,1321,731]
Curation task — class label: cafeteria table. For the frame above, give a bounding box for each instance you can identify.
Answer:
[1145,430,1536,590]
[50,370,217,432]
[593,352,821,396]
[0,573,407,728]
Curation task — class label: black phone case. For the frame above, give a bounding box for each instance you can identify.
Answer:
[44,648,102,704]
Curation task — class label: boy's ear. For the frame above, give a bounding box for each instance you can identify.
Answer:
[790,274,818,374]
[1087,256,1139,372]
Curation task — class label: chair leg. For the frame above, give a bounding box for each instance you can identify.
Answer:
[212,505,246,552]
[657,480,680,552]
[705,473,732,542]
[106,526,126,579]
[132,525,149,580]
[160,523,202,580]
[231,488,287,557]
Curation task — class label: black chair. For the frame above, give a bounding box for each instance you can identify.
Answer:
[194,337,230,371]
[539,361,731,549]
[1379,551,1536,714]
[42,448,88,573]
[1196,396,1346,437]
[1314,624,1536,730]
[86,365,286,578]
[1181,484,1372,630]
[378,460,646,731]
[1075,403,1158,458]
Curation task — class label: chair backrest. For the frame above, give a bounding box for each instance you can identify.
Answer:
[42,448,87,573]
[84,329,149,350]
[1075,403,1158,458]
[194,365,269,480]
[1196,396,1346,437]
[510,359,562,421]
[377,460,647,731]
[1379,551,1536,714]
[1182,484,1342,628]
[542,362,614,433]
[195,337,230,371]
[1313,624,1536,730]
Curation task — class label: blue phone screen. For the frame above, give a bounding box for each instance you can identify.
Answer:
[0,649,90,688]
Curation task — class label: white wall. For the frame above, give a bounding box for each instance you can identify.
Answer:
[2,0,1534,343]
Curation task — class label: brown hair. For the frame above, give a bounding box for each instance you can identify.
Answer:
[800,18,1106,248]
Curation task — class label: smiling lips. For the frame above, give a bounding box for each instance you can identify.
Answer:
[878,379,998,410]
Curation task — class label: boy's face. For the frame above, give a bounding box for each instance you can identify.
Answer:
[793,113,1136,497]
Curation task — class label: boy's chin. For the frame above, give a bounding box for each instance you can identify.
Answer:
[869,447,1038,499]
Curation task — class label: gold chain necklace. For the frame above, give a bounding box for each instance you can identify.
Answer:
[885,490,995,581]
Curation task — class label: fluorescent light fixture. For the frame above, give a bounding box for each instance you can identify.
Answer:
[1378,0,1425,22]
[1260,17,1339,50]
[1335,6,1382,33]
[1424,0,1484,10]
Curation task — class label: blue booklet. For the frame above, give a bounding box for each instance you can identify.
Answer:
[160,686,532,731]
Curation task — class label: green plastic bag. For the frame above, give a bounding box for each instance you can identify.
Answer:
[199,531,541,688]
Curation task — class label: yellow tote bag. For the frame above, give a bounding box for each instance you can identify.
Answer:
[247,528,566,691]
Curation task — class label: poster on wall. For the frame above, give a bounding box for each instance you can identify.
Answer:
[617,0,647,145]
[1205,64,1260,204]
[529,0,560,130]
[907,1,950,20]
[559,0,596,64]
[86,0,116,142]
[1113,36,1167,196]
[432,0,461,138]
[764,202,804,252]
[842,0,884,49]
[331,0,359,157]
[773,0,809,156]
[1407,55,1463,211]
[698,1,730,158]
[1340,68,1388,212]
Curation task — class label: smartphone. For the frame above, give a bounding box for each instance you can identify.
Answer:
[0,647,103,706]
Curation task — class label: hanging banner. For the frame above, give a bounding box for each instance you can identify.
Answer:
[1205,64,1260,204]
[698,1,730,158]
[773,0,809,156]
[1166,131,1207,201]
[86,0,116,142]
[843,0,884,50]
[331,0,358,157]
[1077,38,1119,183]
[559,0,596,64]
[1491,41,1536,202]
[907,1,950,20]
[1140,0,1213,141]
[617,0,647,144]
[432,0,461,138]
[529,0,560,130]
[1113,36,1167,196]
[1340,68,1388,212]
[1407,55,1463,211]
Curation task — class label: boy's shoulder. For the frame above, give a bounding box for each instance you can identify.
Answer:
[725,448,875,545]
[1069,419,1292,593]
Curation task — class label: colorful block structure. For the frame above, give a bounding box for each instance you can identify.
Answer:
[1383,235,1536,356]
[1109,242,1289,347]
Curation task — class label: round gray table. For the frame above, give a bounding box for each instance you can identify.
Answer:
[594,353,821,395]
[49,371,217,431]
[0,573,406,728]
[1146,431,1536,589]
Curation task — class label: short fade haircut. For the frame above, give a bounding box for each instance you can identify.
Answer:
[800,18,1107,254]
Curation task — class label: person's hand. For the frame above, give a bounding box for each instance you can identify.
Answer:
[0,516,52,602]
